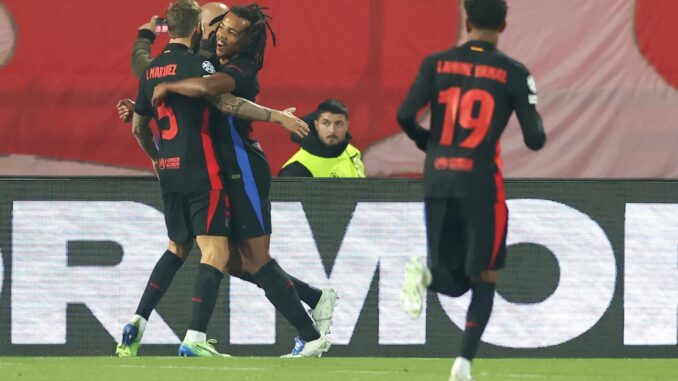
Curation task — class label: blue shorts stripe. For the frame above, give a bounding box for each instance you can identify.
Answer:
[228,116,266,232]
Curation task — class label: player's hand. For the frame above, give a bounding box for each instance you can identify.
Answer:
[152,84,170,107]
[274,108,310,138]
[412,128,430,152]
[116,99,135,124]
[139,15,159,35]
[151,159,161,180]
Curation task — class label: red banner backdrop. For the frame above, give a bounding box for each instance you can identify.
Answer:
[0,0,676,177]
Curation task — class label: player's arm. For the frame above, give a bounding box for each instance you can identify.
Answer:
[131,78,161,176]
[153,72,236,103]
[131,113,160,162]
[511,69,546,150]
[131,16,158,79]
[131,112,161,178]
[210,93,310,138]
[152,59,250,105]
[397,56,435,151]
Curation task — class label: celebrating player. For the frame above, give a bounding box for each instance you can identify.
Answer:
[115,0,309,358]
[398,0,546,379]
[152,4,333,357]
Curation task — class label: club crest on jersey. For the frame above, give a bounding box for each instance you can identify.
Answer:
[202,61,216,74]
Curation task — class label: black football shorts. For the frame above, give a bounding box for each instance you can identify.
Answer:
[425,197,508,276]
[222,125,273,241]
[162,189,231,244]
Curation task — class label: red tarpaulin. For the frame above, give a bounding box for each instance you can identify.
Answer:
[0,0,676,177]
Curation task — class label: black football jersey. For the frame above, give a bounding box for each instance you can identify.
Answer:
[399,40,546,200]
[218,55,261,140]
[135,43,224,193]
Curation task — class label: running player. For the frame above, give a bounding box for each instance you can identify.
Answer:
[398,0,546,380]
[152,4,334,357]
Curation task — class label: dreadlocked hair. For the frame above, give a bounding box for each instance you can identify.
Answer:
[229,4,276,70]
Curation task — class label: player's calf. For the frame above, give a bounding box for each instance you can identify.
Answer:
[253,259,321,342]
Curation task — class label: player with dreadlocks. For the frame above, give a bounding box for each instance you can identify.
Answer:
[153,4,334,357]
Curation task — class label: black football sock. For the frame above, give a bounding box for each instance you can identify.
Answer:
[253,260,320,342]
[187,264,224,334]
[460,281,496,361]
[289,276,322,309]
[233,272,322,309]
[135,250,184,320]
[429,267,471,297]
[232,272,257,284]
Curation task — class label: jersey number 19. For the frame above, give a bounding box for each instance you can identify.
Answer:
[438,87,495,148]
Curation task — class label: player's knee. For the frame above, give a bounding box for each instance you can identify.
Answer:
[225,247,248,277]
[471,270,498,284]
[200,249,228,273]
[168,240,194,261]
[240,253,271,274]
[196,236,230,272]
[237,240,271,271]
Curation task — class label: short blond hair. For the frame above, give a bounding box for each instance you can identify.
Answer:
[166,0,202,38]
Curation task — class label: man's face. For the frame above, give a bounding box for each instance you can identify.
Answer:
[315,112,349,146]
[215,13,251,58]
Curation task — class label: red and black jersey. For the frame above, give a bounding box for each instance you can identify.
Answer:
[398,40,546,201]
[135,43,224,194]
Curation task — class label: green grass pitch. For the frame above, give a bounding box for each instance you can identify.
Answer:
[0,357,676,381]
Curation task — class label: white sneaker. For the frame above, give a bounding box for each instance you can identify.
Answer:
[281,335,331,358]
[311,288,338,335]
[401,256,431,319]
[449,357,474,381]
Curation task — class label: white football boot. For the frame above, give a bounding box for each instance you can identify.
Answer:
[449,357,474,381]
[310,288,338,335]
[401,256,431,319]
[281,334,331,358]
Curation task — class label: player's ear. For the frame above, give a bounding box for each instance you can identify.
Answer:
[465,18,472,34]
[499,21,507,33]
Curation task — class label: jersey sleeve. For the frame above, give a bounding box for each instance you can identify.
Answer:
[510,65,546,150]
[396,55,436,147]
[196,57,217,77]
[134,78,152,117]
[218,57,257,91]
